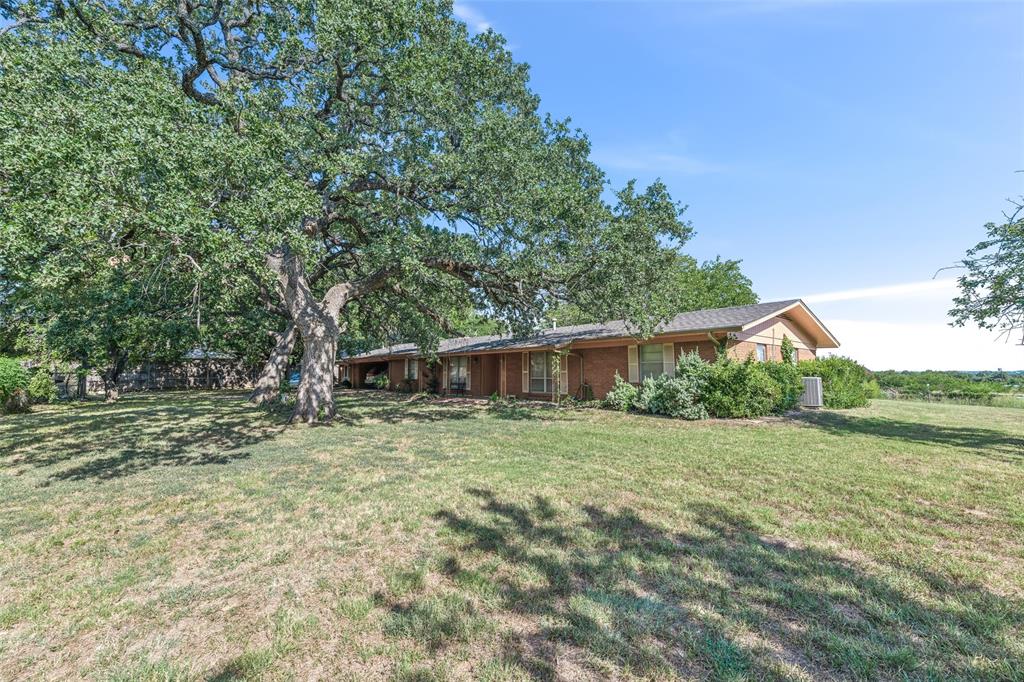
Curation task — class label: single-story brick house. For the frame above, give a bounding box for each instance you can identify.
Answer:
[338,299,839,401]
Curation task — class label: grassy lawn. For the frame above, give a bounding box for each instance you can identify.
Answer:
[1,391,1022,681]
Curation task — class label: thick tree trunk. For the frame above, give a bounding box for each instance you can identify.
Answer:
[249,321,296,405]
[102,349,127,402]
[76,367,88,400]
[267,245,344,423]
[266,243,390,423]
[293,320,338,423]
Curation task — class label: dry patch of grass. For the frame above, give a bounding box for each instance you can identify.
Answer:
[1,391,1022,680]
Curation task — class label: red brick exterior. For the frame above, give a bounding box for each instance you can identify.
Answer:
[573,347,627,400]
[727,341,817,363]
[674,340,720,363]
[341,316,824,400]
[343,339,822,401]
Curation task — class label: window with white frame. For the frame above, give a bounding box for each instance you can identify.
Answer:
[529,352,553,394]
[639,344,663,379]
[405,358,418,380]
[756,343,767,362]
[448,356,467,389]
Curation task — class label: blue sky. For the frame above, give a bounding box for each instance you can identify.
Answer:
[455,0,1024,370]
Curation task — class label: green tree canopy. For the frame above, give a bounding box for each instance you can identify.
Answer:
[544,254,757,327]
[3,1,696,420]
[0,33,283,396]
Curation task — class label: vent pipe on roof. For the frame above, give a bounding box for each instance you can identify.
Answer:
[552,319,557,330]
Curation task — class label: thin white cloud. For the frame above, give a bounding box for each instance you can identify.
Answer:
[592,150,724,175]
[803,278,958,304]
[820,319,1023,371]
[453,2,491,33]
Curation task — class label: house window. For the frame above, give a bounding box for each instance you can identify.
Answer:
[639,344,663,379]
[756,344,767,362]
[529,352,553,394]
[406,359,418,380]
[448,356,467,390]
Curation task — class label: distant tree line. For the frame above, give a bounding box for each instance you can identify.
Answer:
[873,370,1023,404]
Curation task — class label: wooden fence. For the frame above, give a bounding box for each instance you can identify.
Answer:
[54,360,261,399]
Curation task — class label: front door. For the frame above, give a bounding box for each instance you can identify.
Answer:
[448,356,469,395]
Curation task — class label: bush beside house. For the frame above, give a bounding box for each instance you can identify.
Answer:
[605,351,875,419]
[797,356,877,409]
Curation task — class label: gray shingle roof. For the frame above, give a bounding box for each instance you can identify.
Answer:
[347,299,808,361]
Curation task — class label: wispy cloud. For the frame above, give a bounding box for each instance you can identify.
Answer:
[803,278,957,304]
[453,2,492,33]
[820,319,1023,371]
[592,149,724,175]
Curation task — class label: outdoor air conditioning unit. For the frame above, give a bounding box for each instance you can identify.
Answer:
[800,376,823,408]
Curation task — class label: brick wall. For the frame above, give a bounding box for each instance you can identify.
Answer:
[674,340,719,363]
[346,334,822,401]
[576,347,628,400]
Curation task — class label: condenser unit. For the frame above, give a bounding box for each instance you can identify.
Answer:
[800,376,823,408]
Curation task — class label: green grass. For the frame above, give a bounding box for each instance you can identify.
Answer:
[1,391,1022,680]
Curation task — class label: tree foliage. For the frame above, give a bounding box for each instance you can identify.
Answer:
[0,32,282,395]
[949,197,1024,346]
[545,254,757,327]
[3,1,696,419]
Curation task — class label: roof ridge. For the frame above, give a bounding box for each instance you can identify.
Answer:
[347,299,813,360]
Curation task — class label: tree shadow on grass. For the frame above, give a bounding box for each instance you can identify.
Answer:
[0,392,281,484]
[0,390,556,484]
[795,411,1023,463]
[331,393,480,426]
[332,390,555,426]
[430,489,1021,680]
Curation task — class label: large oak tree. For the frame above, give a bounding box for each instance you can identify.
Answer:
[3,1,694,422]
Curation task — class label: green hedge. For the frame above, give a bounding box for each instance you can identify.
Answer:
[797,356,874,408]
[702,358,782,418]
[605,352,808,420]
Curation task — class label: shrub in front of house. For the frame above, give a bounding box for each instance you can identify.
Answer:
[703,358,782,418]
[603,351,806,419]
[603,372,638,411]
[602,349,878,419]
[763,360,803,412]
[27,370,59,404]
[798,355,873,408]
[636,374,709,420]
[0,357,30,413]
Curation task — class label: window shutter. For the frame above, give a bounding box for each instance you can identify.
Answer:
[559,356,569,395]
[662,343,675,377]
[627,345,639,383]
[442,358,448,391]
[465,358,472,391]
[521,352,529,393]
